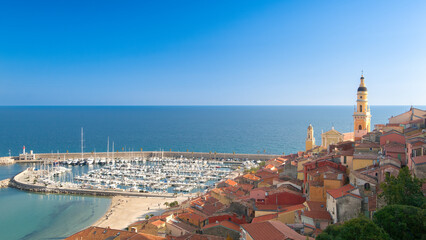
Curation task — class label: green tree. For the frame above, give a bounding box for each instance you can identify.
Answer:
[316,217,389,240]
[145,215,149,219]
[164,202,169,208]
[373,204,426,240]
[379,167,425,208]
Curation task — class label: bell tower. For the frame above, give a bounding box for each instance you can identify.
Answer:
[353,74,371,140]
[305,124,315,151]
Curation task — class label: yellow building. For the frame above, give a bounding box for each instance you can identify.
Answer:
[306,124,316,152]
[297,158,311,180]
[353,74,371,140]
[321,127,343,150]
[352,155,377,171]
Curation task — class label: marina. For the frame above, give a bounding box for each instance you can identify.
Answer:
[9,155,259,196]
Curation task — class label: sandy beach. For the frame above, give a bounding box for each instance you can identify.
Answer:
[93,195,191,230]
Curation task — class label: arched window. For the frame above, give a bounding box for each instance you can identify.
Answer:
[359,125,362,130]
[360,105,362,112]
[364,183,370,190]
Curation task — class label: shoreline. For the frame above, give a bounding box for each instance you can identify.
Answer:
[92,194,193,230]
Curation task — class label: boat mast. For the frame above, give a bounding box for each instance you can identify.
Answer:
[107,136,110,159]
[81,127,84,159]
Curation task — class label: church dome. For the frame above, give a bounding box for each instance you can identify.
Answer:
[357,86,367,92]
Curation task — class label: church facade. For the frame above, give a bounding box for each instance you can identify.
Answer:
[305,74,372,151]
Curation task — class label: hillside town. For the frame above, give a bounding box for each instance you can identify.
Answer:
[66,76,426,240]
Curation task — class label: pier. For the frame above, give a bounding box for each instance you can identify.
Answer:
[14,151,280,163]
[0,157,14,165]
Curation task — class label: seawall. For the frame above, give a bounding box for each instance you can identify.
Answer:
[14,151,280,163]
[0,179,10,188]
[0,157,14,165]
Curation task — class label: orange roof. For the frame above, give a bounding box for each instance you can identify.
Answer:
[225,179,238,187]
[202,220,240,232]
[281,204,306,213]
[243,173,260,181]
[151,219,165,227]
[327,184,361,199]
[305,201,326,211]
[178,211,207,222]
[65,226,165,240]
[251,213,278,223]
[241,220,312,240]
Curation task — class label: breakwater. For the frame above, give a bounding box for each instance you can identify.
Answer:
[0,179,10,188]
[15,151,280,162]
[0,157,14,165]
[10,169,177,198]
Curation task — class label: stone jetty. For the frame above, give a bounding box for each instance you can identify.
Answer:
[0,157,14,165]
[0,179,10,188]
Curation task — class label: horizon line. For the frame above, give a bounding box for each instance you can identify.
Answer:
[0,104,423,107]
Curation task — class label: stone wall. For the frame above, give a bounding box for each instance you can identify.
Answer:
[0,179,10,188]
[0,157,14,165]
[337,196,362,222]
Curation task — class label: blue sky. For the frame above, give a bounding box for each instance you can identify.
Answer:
[0,0,425,105]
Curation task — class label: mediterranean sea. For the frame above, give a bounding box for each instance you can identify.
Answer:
[0,105,420,239]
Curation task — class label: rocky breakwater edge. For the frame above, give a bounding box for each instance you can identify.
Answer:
[0,178,10,188]
[0,157,14,166]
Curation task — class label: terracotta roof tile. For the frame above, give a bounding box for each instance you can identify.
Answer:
[202,220,240,232]
[413,155,426,165]
[327,184,361,199]
[305,201,326,211]
[65,226,165,240]
[303,210,332,220]
[251,213,278,223]
[243,174,260,181]
[225,179,238,187]
[241,220,313,240]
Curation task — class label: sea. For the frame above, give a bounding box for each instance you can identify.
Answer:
[0,105,418,239]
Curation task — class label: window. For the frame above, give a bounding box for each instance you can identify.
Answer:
[359,125,362,130]
[360,105,362,112]
[364,183,370,190]
[360,96,363,99]
[344,156,347,164]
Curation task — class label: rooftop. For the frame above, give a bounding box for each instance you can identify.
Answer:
[65,226,165,240]
[327,184,361,200]
[241,220,313,240]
